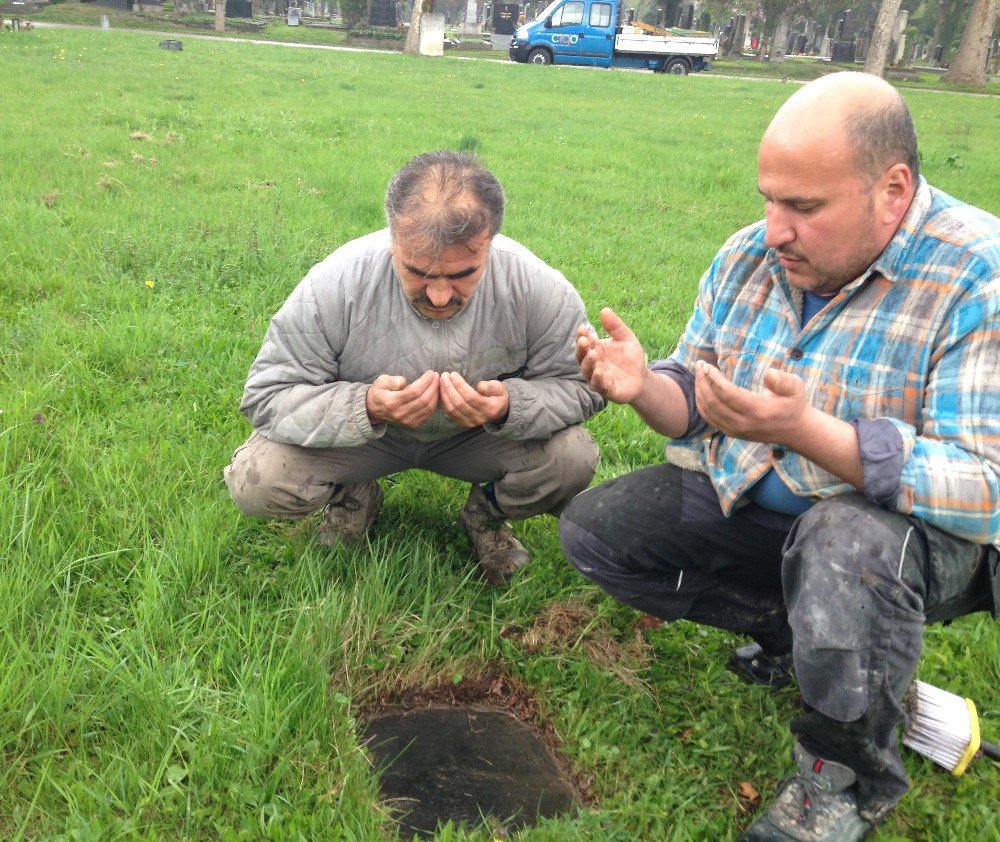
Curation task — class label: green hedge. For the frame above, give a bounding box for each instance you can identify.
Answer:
[347,25,404,40]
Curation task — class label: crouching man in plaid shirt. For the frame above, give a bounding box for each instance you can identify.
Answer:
[560,72,999,841]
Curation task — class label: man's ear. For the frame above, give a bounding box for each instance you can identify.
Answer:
[878,163,914,226]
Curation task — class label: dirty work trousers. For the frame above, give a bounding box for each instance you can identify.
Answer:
[558,462,993,823]
[224,425,599,522]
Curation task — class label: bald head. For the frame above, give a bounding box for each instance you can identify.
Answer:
[763,72,919,186]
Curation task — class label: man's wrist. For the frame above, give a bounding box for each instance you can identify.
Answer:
[365,386,383,425]
[779,404,827,451]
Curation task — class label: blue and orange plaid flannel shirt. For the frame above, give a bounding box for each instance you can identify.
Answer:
[663,180,1000,547]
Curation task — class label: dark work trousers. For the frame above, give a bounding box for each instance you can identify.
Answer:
[559,462,992,823]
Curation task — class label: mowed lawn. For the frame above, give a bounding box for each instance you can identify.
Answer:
[1,26,998,840]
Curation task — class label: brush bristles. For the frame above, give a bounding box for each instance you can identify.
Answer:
[902,681,973,773]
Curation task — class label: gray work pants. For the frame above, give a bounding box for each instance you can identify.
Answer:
[224,425,599,521]
[559,462,992,822]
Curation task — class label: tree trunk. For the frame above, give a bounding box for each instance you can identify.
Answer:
[214,0,226,31]
[252,0,263,17]
[929,0,955,64]
[769,12,790,62]
[863,0,904,76]
[943,0,999,85]
[403,0,423,53]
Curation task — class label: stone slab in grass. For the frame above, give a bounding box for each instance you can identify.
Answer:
[363,705,577,837]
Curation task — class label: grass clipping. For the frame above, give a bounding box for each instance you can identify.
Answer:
[504,599,653,690]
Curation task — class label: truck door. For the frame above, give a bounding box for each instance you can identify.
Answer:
[544,0,587,62]
[580,0,616,64]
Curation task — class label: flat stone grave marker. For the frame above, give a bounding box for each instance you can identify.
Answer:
[363,705,577,837]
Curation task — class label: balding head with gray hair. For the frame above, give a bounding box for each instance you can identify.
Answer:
[385,151,506,257]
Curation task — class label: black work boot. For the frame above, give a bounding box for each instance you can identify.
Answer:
[739,744,872,841]
[728,642,795,688]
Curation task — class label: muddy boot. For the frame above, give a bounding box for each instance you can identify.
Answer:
[739,744,872,841]
[317,481,383,547]
[459,484,531,586]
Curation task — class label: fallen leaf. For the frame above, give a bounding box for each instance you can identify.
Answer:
[634,614,663,632]
[737,780,762,813]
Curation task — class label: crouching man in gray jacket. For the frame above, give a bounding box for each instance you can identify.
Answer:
[225,151,603,584]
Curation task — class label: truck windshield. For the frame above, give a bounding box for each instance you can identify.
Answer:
[530,0,563,23]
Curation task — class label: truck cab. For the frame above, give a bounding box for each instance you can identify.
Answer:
[510,0,618,67]
[508,0,717,73]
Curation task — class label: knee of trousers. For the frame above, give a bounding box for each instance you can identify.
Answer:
[495,425,599,519]
[559,514,623,586]
[559,480,638,584]
[783,495,925,721]
[559,513,697,618]
[223,442,334,520]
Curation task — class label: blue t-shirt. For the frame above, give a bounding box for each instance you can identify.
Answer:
[746,291,832,515]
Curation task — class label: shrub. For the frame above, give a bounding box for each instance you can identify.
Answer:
[347,25,404,40]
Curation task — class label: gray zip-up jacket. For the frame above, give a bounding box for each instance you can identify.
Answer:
[240,230,604,447]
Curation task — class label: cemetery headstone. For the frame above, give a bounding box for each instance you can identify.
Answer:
[490,2,517,50]
[492,2,517,34]
[831,40,855,62]
[419,12,445,56]
[460,0,479,34]
[369,0,397,27]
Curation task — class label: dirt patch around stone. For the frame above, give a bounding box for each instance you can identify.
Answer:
[501,598,654,689]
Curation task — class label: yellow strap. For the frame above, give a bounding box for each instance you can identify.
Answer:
[952,697,981,776]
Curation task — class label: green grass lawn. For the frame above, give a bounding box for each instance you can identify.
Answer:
[1,24,998,840]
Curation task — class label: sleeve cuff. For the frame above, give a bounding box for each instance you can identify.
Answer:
[355,386,387,440]
[851,417,904,507]
[485,379,524,438]
[648,359,706,438]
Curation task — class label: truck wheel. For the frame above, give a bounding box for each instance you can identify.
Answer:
[528,48,552,65]
[665,58,690,75]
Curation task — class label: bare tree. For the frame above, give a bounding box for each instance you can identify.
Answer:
[215,0,227,31]
[927,0,969,64]
[863,0,904,76]
[943,0,999,85]
[404,0,433,53]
